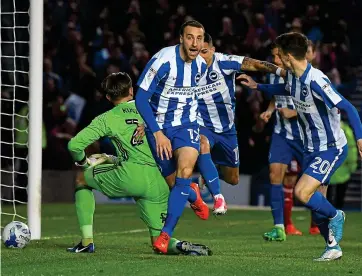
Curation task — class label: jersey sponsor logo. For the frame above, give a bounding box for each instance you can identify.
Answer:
[195,73,201,84]
[194,79,227,98]
[208,70,219,81]
[292,98,318,114]
[301,85,309,97]
[274,95,294,108]
[164,86,194,97]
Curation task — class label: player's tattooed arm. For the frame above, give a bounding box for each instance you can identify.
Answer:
[241,57,286,77]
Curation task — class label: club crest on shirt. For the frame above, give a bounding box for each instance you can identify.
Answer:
[301,85,309,97]
[208,70,218,81]
[195,73,201,84]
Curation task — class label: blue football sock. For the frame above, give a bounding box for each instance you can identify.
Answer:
[188,188,197,203]
[312,211,329,243]
[270,184,284,226]
[305,191,337,219]
[197,153,220,196]
[191,177,199,184]
[162,177,191,236]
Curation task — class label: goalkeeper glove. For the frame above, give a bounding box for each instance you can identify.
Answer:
[75,153,118,170]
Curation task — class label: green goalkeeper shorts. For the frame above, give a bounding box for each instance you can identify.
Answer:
[84,162,169,237]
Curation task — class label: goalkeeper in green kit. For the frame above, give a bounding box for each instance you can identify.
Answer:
[67,72,211,255]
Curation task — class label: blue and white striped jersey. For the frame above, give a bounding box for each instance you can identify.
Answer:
[137,45,207,129]
[268,74,301,141]
[285,63,347,152]
[196,53,244,133]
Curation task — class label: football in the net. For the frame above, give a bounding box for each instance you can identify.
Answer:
[2,221,31,248]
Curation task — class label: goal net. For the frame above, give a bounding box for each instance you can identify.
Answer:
[1,0,43,239]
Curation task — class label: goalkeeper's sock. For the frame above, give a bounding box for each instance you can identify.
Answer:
[162,177,191,236]
[305,191,337,218]
[270,184,284,227]
[167,238,181,255]
[197,153,220,196]
[75,186,95,246]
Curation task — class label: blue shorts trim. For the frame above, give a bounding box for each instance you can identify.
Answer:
[145,125,200,177]
[200,126,239,168]
[269,133,304,165]
[302,145,348,184]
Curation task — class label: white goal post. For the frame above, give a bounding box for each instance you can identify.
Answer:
[28,0,43,240]
[0,0,43,239]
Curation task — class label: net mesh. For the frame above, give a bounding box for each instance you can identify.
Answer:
[1,0,30,227]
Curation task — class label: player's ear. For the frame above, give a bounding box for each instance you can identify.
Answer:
[179,35,183,44]
[106,94,111,102]
[129,87,134,97]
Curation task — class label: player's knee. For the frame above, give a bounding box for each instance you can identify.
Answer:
[269,170,283,184]
[226,174,239,185]
[176,166,193,178]
[294,186,312,204]
[283,176,296,188]
[200,135,210,154]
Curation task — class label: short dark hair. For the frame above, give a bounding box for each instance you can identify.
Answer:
[270,42,278,50]
[307,40,316,52]
[101,72,132,100]
[204,33,213,46]
[179,20,205,36]
[275,32,308,60]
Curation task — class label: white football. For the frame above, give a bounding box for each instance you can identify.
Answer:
[2,221,31,248]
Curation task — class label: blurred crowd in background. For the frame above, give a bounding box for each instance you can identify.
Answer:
[2,0,362,176]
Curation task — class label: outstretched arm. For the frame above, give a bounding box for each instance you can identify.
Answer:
[240,57,286,77]
[239,74,288,97]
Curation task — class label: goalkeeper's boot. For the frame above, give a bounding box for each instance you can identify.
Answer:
[309,225,320,235]
[313,245,342,262]
[190,183,209,220]
[285,224,302,235]
[213,194,227,216]
[328,210,345,243]
[153,232,170,254]
[263,226,286,241]
[67,241,95,253]
[176,241,213,256]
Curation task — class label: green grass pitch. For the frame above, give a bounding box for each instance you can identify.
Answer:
[2,204,362,276]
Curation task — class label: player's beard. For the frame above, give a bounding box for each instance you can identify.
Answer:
[182,43,199,61]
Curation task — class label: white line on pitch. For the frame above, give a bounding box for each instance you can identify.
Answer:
[41,229,147,240]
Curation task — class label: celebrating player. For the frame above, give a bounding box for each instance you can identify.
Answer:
[239,32,362,261]
[258,42,304,240]
[195,33,286,215]
[135,20,209,253]
[259,41,319,240]
[67,72,212,256]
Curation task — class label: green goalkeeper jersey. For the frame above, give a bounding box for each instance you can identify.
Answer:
[68,100,156,167]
